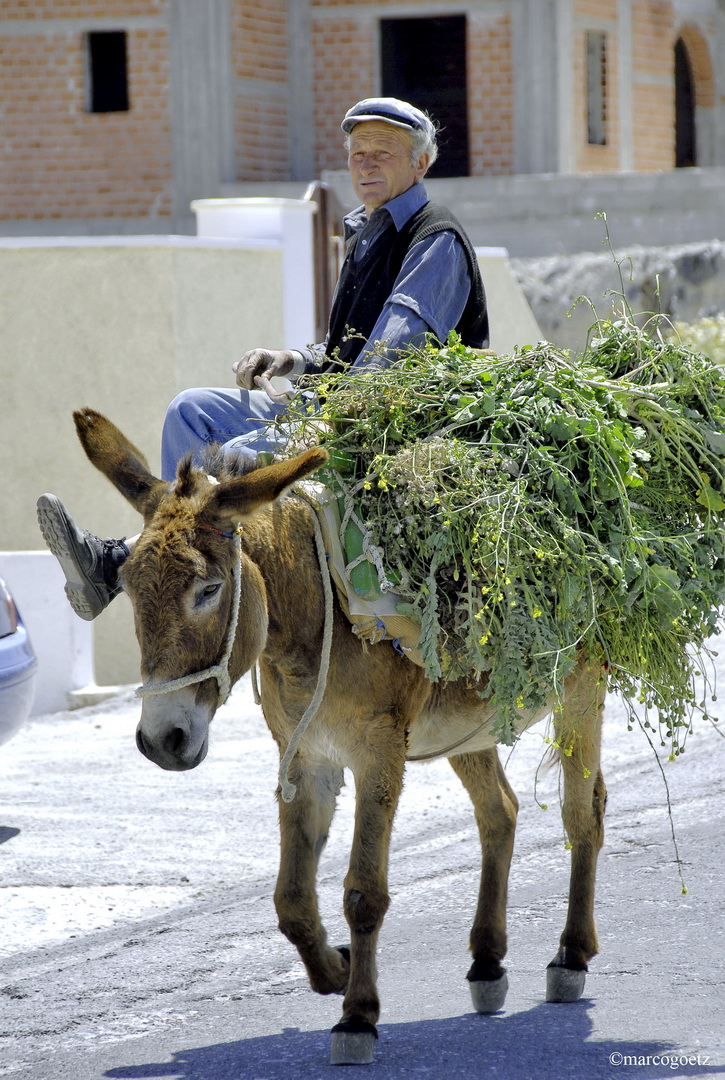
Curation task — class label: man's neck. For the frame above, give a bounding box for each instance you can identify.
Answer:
[362,180,427,223]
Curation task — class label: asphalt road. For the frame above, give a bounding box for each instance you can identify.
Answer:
[1,655,725,1080]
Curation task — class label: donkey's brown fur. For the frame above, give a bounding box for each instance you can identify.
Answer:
[73,408,607,1061]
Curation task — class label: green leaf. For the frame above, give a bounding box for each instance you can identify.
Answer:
[702,429,725,454]
[696,476,725,512]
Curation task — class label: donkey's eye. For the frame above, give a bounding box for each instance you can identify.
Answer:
[196,582,222,605]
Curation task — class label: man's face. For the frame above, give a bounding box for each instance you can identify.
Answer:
[347,120,430,214]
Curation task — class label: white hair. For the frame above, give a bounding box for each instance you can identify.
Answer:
[410,122,438,168]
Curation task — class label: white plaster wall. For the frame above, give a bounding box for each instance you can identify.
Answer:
[0,237,285,688]
[476,249,543,352]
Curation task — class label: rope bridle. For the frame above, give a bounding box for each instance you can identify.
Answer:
[135,524,244,709]
[133,505,335,805]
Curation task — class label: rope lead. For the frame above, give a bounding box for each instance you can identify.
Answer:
[277,504,335,802]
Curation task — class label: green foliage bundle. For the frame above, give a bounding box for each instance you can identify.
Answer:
[285,321,725,749]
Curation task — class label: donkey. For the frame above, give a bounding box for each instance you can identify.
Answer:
[71,408,607,1066]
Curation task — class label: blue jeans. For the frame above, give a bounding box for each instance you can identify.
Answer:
[160,387,292,481]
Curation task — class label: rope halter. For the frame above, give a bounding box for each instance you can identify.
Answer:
[133,497,335,806]
[135,524,244,709]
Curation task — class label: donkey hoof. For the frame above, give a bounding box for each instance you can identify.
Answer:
[470,971,508,1014]
[330,1020,377,1065]
[546,965,586,1002]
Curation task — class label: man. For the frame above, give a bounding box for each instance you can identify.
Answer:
[37,97,488,621]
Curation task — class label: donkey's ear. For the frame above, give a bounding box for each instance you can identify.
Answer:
[211,447,329,519]
[73,408,167,518]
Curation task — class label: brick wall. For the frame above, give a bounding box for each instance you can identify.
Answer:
[570,0,677,173]
[231,0,290,181]
[676,21,716,109]
[0,0,717,227]
[308,3,515,178]
[468,13,513,176]
[0,1,161,16]
[0,3,173,221]
[311,12,377,175]
[573,0,621,173]
[632,0,675,170]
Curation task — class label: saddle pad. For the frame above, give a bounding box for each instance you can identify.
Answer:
[295,479,424,668]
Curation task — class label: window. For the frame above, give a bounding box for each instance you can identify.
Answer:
[675,37,696,167]
[586,31,607,145]
[86,31,129,113]
[380,16,469,178]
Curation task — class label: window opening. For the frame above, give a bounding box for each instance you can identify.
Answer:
[586,31,607,145]
[87,31,129,113]
[675,37,696,167]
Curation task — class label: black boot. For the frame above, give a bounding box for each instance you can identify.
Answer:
[36,494,130,621]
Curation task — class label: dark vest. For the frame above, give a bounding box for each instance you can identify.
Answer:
[324,201,489,371]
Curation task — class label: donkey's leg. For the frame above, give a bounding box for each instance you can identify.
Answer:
[331,733,407,1065]
[547,658,607,1002]
[449,748,518,1014]
[274,759,350,996]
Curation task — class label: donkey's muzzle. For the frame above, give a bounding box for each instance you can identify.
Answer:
[135,718,208,772]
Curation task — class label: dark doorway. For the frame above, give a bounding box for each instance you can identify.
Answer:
[675,37,696,167]
[380,16,469,178]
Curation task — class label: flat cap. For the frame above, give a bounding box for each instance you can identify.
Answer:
[341,97,435,138]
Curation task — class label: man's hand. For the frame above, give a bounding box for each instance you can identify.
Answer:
[232,349,296,394]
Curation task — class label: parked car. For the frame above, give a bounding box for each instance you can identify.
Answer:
[0,576,38,745]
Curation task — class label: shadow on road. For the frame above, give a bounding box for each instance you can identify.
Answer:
[104,1001,721,1080]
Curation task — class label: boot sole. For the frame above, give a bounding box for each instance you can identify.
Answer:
[36,495,108,621]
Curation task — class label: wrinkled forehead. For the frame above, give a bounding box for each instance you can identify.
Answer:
[348,120,414,153]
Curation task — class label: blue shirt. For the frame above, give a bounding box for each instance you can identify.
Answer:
[294,182,472,373]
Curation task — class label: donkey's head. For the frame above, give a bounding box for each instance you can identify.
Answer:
[73,409,327,771]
